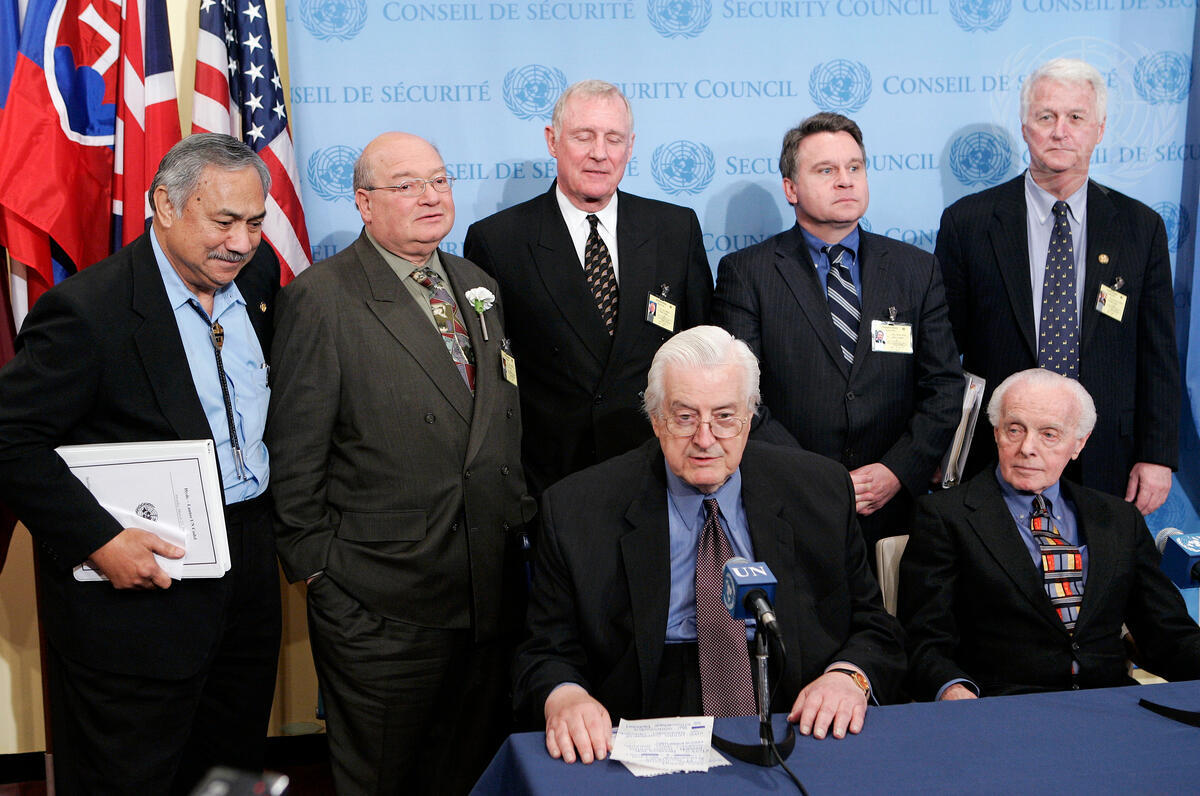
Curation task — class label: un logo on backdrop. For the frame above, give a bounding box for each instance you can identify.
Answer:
[1153,202,1190,253]
[1134,52,1191,105]
[503,65,568,121]
[948,0,1010,32]
[652,141,715,195]
[809,60,872,114]
[299,0,367,41]
[307,145,361,202]
[647,0,712,38]
[949,131,1011,187]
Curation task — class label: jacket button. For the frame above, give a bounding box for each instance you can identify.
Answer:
[424,413,435,424]
[1071,684,1080,690]
[464,469,472,479]
[502,522,510,531]
[501,465,510,475]
[506,408,513,418]
[1071,642,1080,651]
[846,392,856,401]
[594,394,604,405]
[451,522,459,532]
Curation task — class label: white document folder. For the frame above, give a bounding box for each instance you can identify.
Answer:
[56,440,230,580]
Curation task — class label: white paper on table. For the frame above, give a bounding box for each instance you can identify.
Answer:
[619,747,731,777]
[611,716,715,774]
[58,440,230,581]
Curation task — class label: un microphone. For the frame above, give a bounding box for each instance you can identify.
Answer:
[1154,528,1200,589]
[722,557,782,640]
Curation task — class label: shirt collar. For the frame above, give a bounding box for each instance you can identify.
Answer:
[151,227,245,314]
[995,464,1064,514]
[556,184,618,234]
[799,224,860,265]
[1024,169,1088,226]
[664,463,743,525]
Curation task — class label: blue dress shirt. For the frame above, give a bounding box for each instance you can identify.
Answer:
[996,466,1088,581]
[801,225,862,299]
[151,230,269,503]
[664,466,755,643]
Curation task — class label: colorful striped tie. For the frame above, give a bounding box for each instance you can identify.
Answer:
[823,244,859,366]
[1031,494,1084,630]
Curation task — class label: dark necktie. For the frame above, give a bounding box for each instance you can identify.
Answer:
[823,244,859,366]
[410,267,475,392]
[584,214,618,335]
[695,498,756,717]
[1031,494,1084,631]
[1037,201,1079,378]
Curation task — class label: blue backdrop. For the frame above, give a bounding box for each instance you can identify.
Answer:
[282,0,1199,609]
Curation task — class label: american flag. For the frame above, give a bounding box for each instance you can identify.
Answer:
[192,0,311,283]
[113,0,181,247]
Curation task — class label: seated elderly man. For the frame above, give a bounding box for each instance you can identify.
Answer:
[900,368,1200,700]
[512,325,905,763]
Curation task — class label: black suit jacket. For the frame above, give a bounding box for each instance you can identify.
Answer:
[512,439,906,721]
[712,224,963,542]
[0,233,279,678]
[267,233,535,640]
[936,175,1179,495]
[463,185,712,495]
[899,470,1200,699]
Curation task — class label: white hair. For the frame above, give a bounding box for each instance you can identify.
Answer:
[550,80,633,138]
[987,368,1097,439]
[1020,58,1108,123]
[643,326,760,420]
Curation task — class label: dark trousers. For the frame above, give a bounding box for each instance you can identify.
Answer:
[46,495,281,796]
[306,575,514,796]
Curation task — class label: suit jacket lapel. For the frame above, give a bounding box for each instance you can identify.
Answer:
[445,254,496,463]
[354,234,474,423]
[619,447,672,715]
[1080,181,1120,352]
[606,192,656,374]
[773,225,848,376]
[989,178,1038,359]
[963,474,1066,632]
[740,452,803,605]
[853,231,892,376]
[1064,479,1115,629]
[530,186,612,367]
[130,236,216,442]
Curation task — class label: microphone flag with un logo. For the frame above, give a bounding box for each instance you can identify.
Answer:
[722,557,777,620]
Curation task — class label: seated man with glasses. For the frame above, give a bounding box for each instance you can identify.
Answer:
[513,325,905,764]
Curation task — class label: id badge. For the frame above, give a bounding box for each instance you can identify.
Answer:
[870,320,913,354]
[1095,284,1127,322]
[500,349,518,386]
[645,293,677,332]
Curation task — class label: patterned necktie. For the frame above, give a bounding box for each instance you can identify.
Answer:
[1037,201,1079,378]
[584,214,618,335]
[823,244,859,366]
[410,267,475,392]
[695,498,756,717]
[1031,494,1084,631]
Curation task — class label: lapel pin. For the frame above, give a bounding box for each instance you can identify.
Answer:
[1098,253,1109,265]
[659,283,670,297]
[1114,276,1124,290]
[259,302,267,313]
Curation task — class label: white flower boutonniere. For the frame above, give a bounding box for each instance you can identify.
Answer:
[465,287,496,341]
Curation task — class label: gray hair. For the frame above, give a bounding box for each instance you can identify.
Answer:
[779,112,866,182]
[987,368,1097,439]
[1020,58,1108,123]
[551,80,633,138]
[150,133,270,215]
[643,326,761,420]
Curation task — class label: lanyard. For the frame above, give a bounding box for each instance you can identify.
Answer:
[188,300,247,480]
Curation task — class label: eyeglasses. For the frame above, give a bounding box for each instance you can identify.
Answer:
[664,411,747,439]
[363,175,456,198]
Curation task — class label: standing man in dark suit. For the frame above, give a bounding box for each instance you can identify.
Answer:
[464,80,712,496]
[712,113,963,546]
[899,369,1200,700]
[936,57,1178,515]
[268,131,533,795]
[0,134,281,794]
[514,326,905,764]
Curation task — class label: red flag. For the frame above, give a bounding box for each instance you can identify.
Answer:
[0,0,119,284]
[192,0,311,284]
[113,0,180,246]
